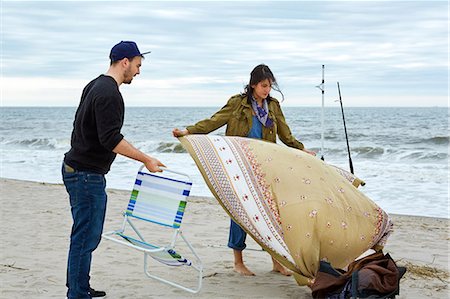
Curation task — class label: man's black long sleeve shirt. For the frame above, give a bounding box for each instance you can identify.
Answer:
[64,75,124,174]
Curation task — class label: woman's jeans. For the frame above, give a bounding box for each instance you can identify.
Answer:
[227,219,247,251]
[62,163,107,299]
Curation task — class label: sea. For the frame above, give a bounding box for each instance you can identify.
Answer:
[1,106,448,219]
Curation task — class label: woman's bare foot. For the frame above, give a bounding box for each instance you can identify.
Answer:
[307,278,316,289]
[271,257,292,276]
[234,262,256,276]
[233,249,256,276]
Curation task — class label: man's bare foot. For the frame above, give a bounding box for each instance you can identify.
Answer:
[271,258,292,276]
[234,263,256,276]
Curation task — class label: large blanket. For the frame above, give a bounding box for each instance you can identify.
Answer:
[179,135,392,286]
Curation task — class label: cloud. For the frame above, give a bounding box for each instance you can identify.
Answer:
[2,1,448,107]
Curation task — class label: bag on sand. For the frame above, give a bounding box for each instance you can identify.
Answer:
[311,251,407,299]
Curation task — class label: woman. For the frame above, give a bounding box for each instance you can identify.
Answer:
[173,64,315,276]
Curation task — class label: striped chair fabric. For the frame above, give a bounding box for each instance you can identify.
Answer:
[126,171,192,228]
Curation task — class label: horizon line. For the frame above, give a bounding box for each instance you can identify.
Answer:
[1,105,448,108]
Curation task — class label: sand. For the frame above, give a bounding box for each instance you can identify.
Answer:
[0,178,448,298]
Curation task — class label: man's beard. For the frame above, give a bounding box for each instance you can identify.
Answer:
[123,67,134,84]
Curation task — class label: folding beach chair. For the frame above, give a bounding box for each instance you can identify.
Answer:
[102,165,202,293]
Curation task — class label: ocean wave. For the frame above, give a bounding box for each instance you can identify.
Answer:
[421,136,449,145]
[0,137,69,150]
[397,151,447,161]
[324,146,447,162]
[352,146,385,158]
[155,142,186,153]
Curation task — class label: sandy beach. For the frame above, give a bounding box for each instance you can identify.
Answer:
[0,178,448,299]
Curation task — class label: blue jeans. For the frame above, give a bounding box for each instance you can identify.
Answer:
[227,219,246,251]
[62,163,107,299]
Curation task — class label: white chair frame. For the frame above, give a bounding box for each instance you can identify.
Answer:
[102,166,202,293]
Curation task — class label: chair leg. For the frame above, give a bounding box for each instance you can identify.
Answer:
[143,252,202,293]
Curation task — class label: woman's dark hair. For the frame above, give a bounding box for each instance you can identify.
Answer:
[244,64,284,101]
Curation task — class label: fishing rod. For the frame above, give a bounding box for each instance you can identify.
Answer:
[315,65,325,160]
[336,82,354,174]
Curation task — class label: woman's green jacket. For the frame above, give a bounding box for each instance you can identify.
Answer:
[186,94,304,150]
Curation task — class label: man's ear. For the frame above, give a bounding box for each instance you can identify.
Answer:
[122,58,130,68]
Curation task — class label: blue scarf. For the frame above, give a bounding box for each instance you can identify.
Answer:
[250,96,273,128]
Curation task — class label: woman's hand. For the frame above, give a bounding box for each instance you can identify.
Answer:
[302,148,316,156]
[172,128,189,137]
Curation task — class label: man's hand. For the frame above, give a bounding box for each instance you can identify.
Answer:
[144,157,166,172]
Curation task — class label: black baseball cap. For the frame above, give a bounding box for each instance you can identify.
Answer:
[109,41,151,62]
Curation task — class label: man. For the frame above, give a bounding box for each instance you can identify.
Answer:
[62,41,165,299]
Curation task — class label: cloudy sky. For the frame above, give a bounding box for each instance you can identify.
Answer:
[1,0,448,107]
